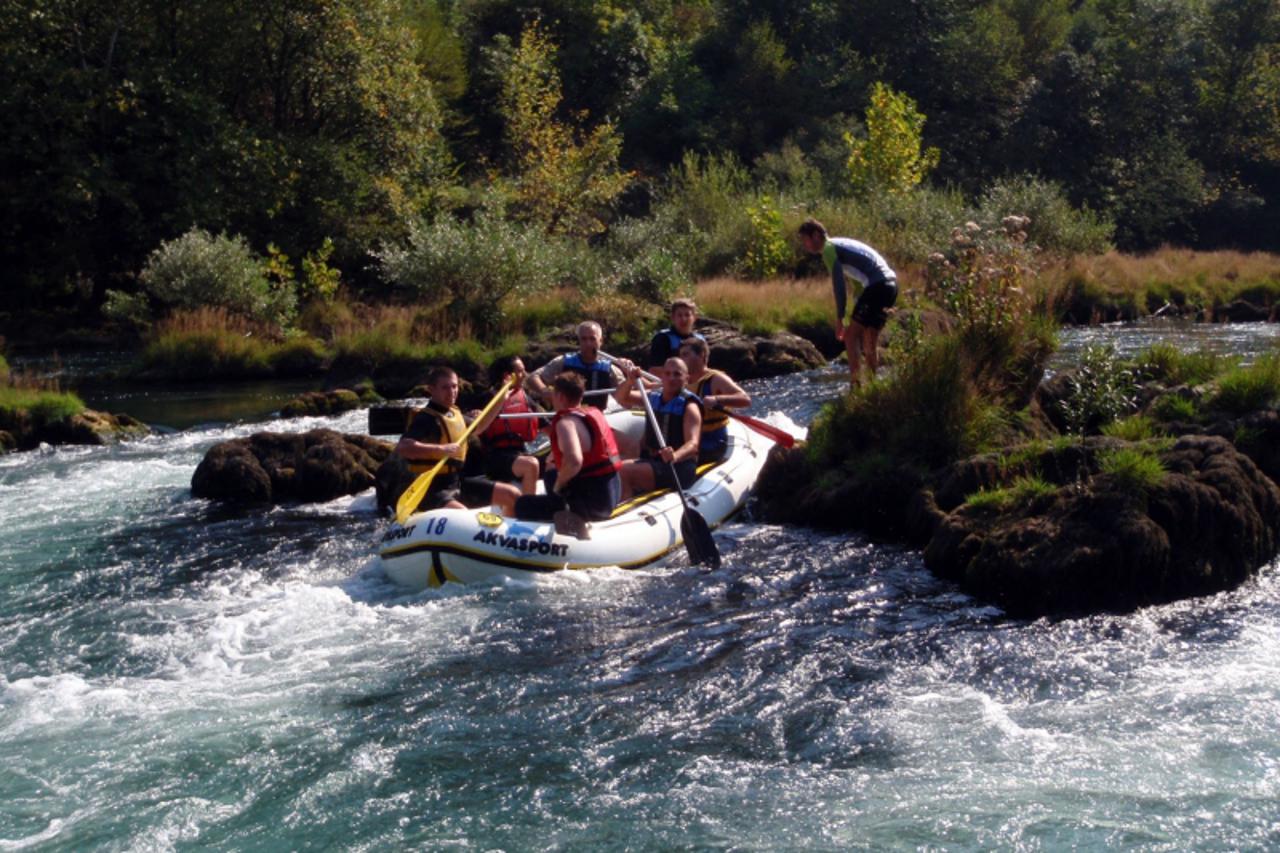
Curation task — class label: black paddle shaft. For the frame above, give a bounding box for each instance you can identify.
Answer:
[637,386,721,570]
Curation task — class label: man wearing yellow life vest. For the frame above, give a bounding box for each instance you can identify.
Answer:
[394,366,519,515]
[677,337,751,464]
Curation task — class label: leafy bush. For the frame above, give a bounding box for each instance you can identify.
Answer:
[102,290,154,335]
[738,195,791,279]
[977,175,1115,255]
[1098,445,1167,495]
[1210,352,1280,414]
[845,82,939,197]
[0,354,8,384]
[605,215,693,304]
[138,228,297,327]
[377,211,566,339]
[299,238,342,304]
[1058,344,1139,434]
[654,152,755,276]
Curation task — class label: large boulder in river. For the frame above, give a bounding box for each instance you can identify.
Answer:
[924,435,1280,618]
[191,428,394,504]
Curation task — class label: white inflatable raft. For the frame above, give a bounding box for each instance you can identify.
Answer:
[377,409,775,588]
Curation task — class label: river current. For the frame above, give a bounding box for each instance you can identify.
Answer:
[3,323,1280,850]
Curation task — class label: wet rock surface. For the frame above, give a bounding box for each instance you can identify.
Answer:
[191,429,394,504]
[0,409,151,452]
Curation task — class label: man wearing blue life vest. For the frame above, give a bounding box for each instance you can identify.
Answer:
[648,298,706,369]
[394,366,518,515]
[798,218,898,386]
[615,357,702,500]
[525,320,633,410]
[678,337,751,464]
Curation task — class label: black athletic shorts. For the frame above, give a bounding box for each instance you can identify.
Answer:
[482,447,525,482]
[421,474,495,511]
[851,280,898,330]
[515,471,621,522]
[640,456,697,491]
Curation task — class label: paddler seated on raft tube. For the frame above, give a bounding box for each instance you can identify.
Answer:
[615,357,702,501]
[394,366,519,516]
[524,321,634,411]
[497,372,622,539]
[477,355,543,495]
[678,337,751,464]
[648,297,706,370]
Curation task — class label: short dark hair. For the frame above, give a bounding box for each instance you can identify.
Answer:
[671,298,698,315]
[488,355,523,385]
[797,218,827,239]
[552,372,585,404]
[678,337,709,360]
[426,365,457,386]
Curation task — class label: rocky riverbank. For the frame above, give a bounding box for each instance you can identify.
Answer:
[756,370,1280,618]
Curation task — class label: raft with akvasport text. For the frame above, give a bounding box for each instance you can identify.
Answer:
[377,409,775,588]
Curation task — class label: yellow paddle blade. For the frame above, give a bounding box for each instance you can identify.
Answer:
[392,377,516,524]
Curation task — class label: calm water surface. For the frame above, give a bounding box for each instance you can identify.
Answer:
[2,323,1279,850]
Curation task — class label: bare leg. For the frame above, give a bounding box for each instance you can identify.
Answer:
[619,460,656,501]
[844,322,863,386]
[512,455,539,494]
[490,483,520,515]
[859,322,881,378]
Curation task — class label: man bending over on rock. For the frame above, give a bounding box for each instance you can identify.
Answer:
[678,337,751,464]
[394,366,518,515]
[500,373,622,539]
[798,218,897,387]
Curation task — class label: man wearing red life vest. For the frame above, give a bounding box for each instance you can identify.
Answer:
[501,372,622,538]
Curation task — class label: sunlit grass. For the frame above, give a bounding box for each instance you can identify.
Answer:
[1210,351,1280,414]
[964,475,1057,512]
[1098,445,1167,494]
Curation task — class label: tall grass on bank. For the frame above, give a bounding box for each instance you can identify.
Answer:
[1046,248,1280,321]
[141,308,327,379]
[0,369,85,431]
[695,277,830,335]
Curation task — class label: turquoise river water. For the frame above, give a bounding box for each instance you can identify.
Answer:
[2,322,1280,850]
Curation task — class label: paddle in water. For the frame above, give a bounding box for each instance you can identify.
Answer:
[637,386,721,570]
[393,377,515,524]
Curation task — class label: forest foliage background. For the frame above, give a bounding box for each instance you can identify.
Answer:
[3,0,1278,338]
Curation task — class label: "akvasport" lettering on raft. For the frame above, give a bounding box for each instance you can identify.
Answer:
[472,531,569,557]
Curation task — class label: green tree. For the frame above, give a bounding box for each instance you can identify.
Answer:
[497,23,632,237]
[845,82,941,196]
